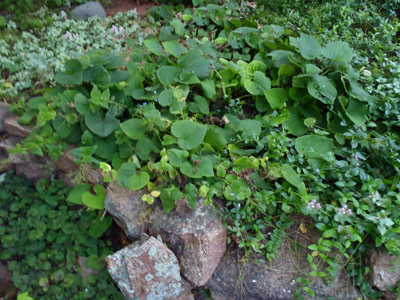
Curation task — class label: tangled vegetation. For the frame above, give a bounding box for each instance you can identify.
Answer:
[0,173,122,299]
[1,0,400,298]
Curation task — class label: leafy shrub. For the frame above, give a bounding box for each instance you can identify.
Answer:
[0,172,122,299]
[9,1,400,298]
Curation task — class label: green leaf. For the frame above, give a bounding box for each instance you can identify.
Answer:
[17,292,34,300]
[284,107,308,136]
[167,149,189,167]
[120,118,150,140]
[85,111,120,137]
[295,135,333,168]
[93,134,117,160]
[308,76,337,104]
[349,81,376,103]
[204,127,227,150]
[238,119,261,139]
[171,120,207,150]
[201,79,217,99]
[281,164,306,195]
[126,172,150,191]
[184,183,198,210]
[144,38,164,56]
[157,66,182,85]
[82,185,106,210]
[136,138,160,160]
[244,71,271,95]
[67,184,91,204]
[83,65,111,86]
[160,186,182,214]
[162,40,185,58]
[55,59,83,85]
[117,162,150,190]
[52,115,76,139]
[294,33,322,60]
[264,88,289,109]
[89,216,113,238]
[346,98,367,129]
[188,95,209,114]
[179,49,210,79]
[322,41,353,62]
[246,60,267,76]
[74,93,89,114]
[322,229,337,238]
[180,156,214,178]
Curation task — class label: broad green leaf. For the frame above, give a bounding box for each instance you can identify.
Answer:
[136,138,160,160]
[158,89,175,107]
[17,292,34,300]
[322,41,353,62]
[238,119,261,139]
[180,156,214,178]
[157,66,182,85]
[55,59,83,85]
[244,71,271,95]
[349,81,376,103]
[188,95,209,114]
[117,162,137,186]
[246,60,267,76]
[264,88,289,109]
[82,185,106,210]
[269,50,293,67]
[201,79,217,99]
[179,49,210,79]
[307,76,337,104]
[346,98,367,129]
[294,34,322,60]
[171,120,207,150]
[281,164,306,194]
[295,135,333,168]
[178,71,201,84]
[93,135,117,160]
[160,186,182,214]
[204,127,227,150]
[74,93,89,114]
[126,171,150,190]
[184,183,198,210]
[67,184,91,205]
[167,148,189,167]
[85,111,120,137]
[144,38,164,56]
[52,115,76,139]
[120,118,150,140]
[83,65,111,86]
[89,216,113,238]
[162,40,185,58]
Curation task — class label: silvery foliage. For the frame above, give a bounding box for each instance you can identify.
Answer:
[0,9,138,99]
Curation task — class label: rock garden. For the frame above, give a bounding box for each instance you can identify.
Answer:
[1,0,400,299]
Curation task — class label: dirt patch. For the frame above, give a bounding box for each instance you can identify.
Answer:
[106,0,155,17]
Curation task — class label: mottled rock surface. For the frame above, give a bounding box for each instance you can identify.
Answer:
[0,150,12,174]
[368,248,400,292]
[148,200,226,286]
[0,102,12,133]
[53,150,77,173]
[71,1,106,20]
[105,181,147,239]
[78,256,100,282]
[206,217,361,300]
[3,116,33,137]
[107,236,193,300]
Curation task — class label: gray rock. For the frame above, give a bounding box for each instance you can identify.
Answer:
[368,248,400,292]
[206,217,361,300]
[105,181,147,240]
[53,150,77,173]
[107,236,193,300]
[3,116,33,137]
[70,1,106,21]
[15,155,54,182]
[0,135,23,152]
[0,150,12,174]
[0,102,12,133]
[104,182,227,287]
[148,200,227,287]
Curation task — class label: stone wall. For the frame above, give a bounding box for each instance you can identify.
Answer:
[1,103,399,300]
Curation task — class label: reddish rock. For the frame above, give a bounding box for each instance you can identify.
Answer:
[53,150,77,173]
[3,116,33,137]
[57,172,76,187]
[105,181,147,239]
[107,236,193,300]
[368,248,400,292]
[15,156,53,182]
[78,257,100,282]
[82,163,103,185]
[0,150,12,174]
[148,199,227,287]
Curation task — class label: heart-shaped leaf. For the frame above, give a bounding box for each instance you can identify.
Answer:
[157,66,182,85]
[85,111,120,137]
[171,120,207,150]
[120,118,150,140]
[55,59,83,85]
[82,185,106,210]
[89,216,113,238]
[67,184,91,205]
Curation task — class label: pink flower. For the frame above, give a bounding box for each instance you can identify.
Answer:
[64,31,72,40]
[110,25,119,34]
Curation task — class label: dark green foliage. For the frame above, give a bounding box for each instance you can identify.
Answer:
[0,173,123,299]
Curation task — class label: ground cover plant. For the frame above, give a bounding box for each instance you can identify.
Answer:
[2,0,400,298]
[0,172,122,299]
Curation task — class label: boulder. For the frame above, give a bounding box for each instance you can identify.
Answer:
[206,217,361,300]
[105,181,148,240]
[3,116,33,138]
[148,200,227,286]
[15,155,53,182]
[0,102,12,133]
[106,236,194,300]
[0,135,23,152]
[368,248,400,292]
[0,150,12,174]
[53,150,77,173]
[104,182,227,287]
[70,1,106,21]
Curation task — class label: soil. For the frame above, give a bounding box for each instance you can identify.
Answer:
[106,0,156,17]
